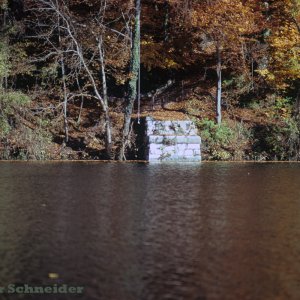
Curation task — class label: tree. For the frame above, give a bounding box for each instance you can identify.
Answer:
[119,0,141,160]
[189,0,259,124]
[27,0,131,157]
[257,0,300,90]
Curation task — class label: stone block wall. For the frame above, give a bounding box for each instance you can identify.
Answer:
[143,117,201,162]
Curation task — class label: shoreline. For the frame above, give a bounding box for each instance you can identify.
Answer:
[1,160,300,164]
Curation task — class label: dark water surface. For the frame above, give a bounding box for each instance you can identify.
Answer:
[0,162,300,300]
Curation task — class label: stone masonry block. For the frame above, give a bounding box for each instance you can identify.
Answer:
[143,117,201,162]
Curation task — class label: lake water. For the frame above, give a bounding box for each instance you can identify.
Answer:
[0,162,300,300]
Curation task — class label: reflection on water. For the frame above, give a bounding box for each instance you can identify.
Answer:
[0,162,300,299]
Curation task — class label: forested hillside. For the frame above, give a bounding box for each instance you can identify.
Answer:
[0,0,299,160]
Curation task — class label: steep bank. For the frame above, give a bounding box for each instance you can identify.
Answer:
[1,76,299,161]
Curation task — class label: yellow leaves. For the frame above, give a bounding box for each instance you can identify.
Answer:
[113,66,131,85]
[255,0,300,90]
[190,10,199,27]
[265,19,300,89]
[164,58,178,68]
[141,35,179,70]
[118,79,126,85]
[270,26,299,48]
[141,40,153,46]
[256,68,276,82]
[191,0,257,50]
[267,73,276,81]
[257,69,270,77]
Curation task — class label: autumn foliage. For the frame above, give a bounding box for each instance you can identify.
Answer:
[0,0,299,160]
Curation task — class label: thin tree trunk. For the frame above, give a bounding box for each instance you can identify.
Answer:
[216,45,222,124]
[57,2,68,143]
[61,56,69,143]
[75,75,84,125]
[77,97,84,124]
[119,0,141,160]
[164,1,169,41]
[98,36,112,158]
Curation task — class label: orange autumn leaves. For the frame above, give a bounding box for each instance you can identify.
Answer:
[260,0,300,89]
[142,0,299,90]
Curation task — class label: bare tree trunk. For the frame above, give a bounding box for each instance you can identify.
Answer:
[98,36,112,158]
[164,0,169,42]
[61,56,69,143]
[119,0,141,160]
[57,2,68,143]
[76,75,84,125]
[216,45,222,124]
